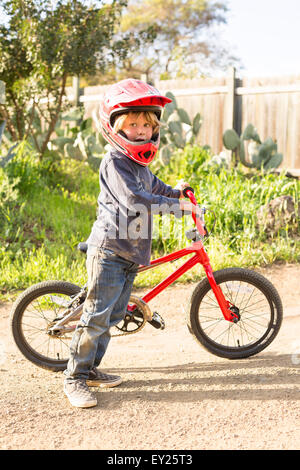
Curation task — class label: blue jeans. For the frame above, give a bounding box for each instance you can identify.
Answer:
[64,247,138,381]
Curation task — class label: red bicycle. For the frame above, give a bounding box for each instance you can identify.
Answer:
[10,188,283,371]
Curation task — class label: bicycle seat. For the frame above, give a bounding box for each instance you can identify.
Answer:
[77,242,88,253]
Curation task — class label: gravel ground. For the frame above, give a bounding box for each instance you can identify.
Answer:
[0,263,299,451]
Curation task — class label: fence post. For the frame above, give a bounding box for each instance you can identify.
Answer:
[0,81,5,146]
[224,67,236,161]
[72,76,80,107]
[225,66,236,129]
[0,80,5,105]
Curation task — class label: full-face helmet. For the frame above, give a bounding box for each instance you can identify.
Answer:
[99,79,172,166]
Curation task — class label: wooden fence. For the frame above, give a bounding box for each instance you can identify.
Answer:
[66,69,300,174]
[0,80,5,105]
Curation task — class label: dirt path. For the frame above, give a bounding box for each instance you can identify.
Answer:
[0,264,299,450]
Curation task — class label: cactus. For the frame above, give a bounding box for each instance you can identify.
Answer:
[49,109,107,167]
[159,92,202,165]
[0,82,18,167]
[0,120,5,146]
[0,120,18,168]
[223,124,283,170]
[2,99,106,168]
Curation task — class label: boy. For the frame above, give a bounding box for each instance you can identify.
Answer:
[63,79,198,408]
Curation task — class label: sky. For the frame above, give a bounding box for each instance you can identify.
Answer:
[221,0,300,77]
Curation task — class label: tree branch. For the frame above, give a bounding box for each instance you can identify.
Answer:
[40,73,68,157]
[0,104,18,142]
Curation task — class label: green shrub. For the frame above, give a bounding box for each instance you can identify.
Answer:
[151,145,300,269]
[0,143,99,296]
[0,142,299,298]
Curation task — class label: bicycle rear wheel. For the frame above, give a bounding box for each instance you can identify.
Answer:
[187,268,283,359]
[10,281,82,371]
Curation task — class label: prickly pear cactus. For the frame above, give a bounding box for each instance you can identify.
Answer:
[223,124,283,170]
[159,92,202,165]
[0,82,18,167]
[49,108,107,167]
[0,120,18,168]
[223,129,240,151]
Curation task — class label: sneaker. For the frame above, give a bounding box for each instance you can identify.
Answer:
[86,367,123,388]
[64,379,97,408]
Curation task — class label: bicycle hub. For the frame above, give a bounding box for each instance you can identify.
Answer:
[229,306,240,323]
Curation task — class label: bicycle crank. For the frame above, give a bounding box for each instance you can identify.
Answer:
[112,295,160,337]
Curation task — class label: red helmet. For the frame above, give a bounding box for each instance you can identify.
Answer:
[99,79,172,166]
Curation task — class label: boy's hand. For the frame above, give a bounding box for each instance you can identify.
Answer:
[174,181,190,199]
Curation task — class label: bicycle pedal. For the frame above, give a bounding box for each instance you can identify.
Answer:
[148,312,165,330]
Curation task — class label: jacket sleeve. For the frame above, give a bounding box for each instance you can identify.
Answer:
[151,172,181,199]
[102,158,181,216]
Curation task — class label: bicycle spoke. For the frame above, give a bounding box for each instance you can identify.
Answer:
[198,278,273,348]
[20,292,73,362]
[189,268,282,359]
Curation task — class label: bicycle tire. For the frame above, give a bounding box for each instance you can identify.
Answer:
[10,280,81,371]
[187,268,283,359]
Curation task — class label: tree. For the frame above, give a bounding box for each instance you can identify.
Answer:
[116,0,238,81]
[0,0,128,157]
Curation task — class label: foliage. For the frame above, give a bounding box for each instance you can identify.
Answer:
[1,142,299,297]
[151,147,299,278]
[0,119,19,168]
[0,166,19,228]
[0,0,129,157]
[223,124,283,170]
[157,92,202,166]
[0,142,99,296]
[114,0,239,81]
[43,107,107,169]
[1,104,107,170]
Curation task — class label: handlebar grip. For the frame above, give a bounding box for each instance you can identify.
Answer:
[182,186,194,198]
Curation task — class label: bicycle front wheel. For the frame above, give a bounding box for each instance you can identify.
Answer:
[187,268,283,359]
[10,281,82,371]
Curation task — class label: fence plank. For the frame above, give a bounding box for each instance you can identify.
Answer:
[65,73,300,172]
[0,80,5,105]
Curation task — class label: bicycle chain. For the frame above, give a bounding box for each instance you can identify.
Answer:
[111,314,147,337]
[111,295,152,338]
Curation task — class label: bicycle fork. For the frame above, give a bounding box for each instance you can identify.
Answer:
[190,240,240,323]
[203,263,240,323]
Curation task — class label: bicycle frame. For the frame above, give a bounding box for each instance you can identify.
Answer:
[51,190,239,333]
[133,242,237,323]
[129,189,239,323]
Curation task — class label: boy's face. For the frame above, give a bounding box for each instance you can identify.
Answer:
[121,113,153,142]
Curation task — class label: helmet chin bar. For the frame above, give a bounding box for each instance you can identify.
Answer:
[101,126,157,166]
[138,150,155,161]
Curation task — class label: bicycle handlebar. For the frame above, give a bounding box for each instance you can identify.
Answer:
[183,186,208,238]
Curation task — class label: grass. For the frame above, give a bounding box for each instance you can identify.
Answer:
[0,142,299,300]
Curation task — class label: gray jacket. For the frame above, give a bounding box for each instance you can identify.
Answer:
[87,149,182,265]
